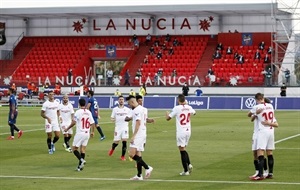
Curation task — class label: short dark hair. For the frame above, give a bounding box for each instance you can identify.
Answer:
[88,90,94,96]
[255,93,264,100]
[264,97,271,103]
[79,98,86,106]
[135,95,143,100]
[178,94,185,103]
[118,95,124,99]
[126,95,135,101]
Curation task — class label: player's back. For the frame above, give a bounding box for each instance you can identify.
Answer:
[256,103,275,131]
[88,97,99,118]
[132,105,146,137]
[74,109,94,134]
[173,104,195,133]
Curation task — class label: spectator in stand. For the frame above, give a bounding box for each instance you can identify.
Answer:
[263,54,270,63]
[162,43,167,51]
[267,46,273,54]
[254,49,261,60]
[168,46,174,56]
[213,50,222,59]
[157,68,163,78]
[237,54,245,64]
[234,29,239,33]
[156,50,163,60]
[135,69,142,79]
[173,38,179,46]
[145,34,151,46]
[154,37,160,47]
[265,68,272,86]
[259,41,265,50]
[171,69,177,77]
[68,68,72,84]
[165,34,171,42]
[132,34,137,42]
[216,43,223,51]
[107,68,114,86]
[234,52,239,60]
[149,45,155,55]
[27,81,33,99]
[144,55,149,64]
[226,46,233,54]
[207,68,214,76]
[153,73,158,86]
[54,83,61,95]
[133,38,140,50]
[124,69,131,86]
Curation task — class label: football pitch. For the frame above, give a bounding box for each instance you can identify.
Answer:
[0,107,299,190]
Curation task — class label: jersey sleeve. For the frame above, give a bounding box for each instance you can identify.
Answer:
[111,108,115,119]
[41,102,47,111]
[168,107,177,118]
[249,105,257,114]
[190,106,196,115]
[70,104,75,114]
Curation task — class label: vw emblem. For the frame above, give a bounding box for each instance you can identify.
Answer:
[245,98,256,108]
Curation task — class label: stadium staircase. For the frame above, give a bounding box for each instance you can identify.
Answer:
[194,37,218,85]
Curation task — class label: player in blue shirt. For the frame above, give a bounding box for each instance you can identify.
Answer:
[7,88,23,140]
[86,90,105,141]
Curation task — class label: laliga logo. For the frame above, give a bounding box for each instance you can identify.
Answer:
[245,98,256,108]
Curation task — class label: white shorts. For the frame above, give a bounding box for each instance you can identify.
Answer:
[177,132,191,147]
[130,136,146,152]
[72,133,90,147]
[252,133,258,151]
[113,127,129,141]
[60,123,73,135]
[45,123,60,133]
[256,129,275,150]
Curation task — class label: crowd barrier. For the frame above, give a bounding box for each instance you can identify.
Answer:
[52,96,300,110]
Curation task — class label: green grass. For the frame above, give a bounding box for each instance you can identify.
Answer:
[0,107,299,190]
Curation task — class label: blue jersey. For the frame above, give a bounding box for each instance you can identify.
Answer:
[8,94,18,124]
[88,96,99,118]
[9,94,17,114]
[195,89,203,96]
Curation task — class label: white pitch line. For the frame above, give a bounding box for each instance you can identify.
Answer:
[0,175,299,185]
[275,134,300,144]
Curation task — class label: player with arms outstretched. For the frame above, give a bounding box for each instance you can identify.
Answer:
[166,94,196,176]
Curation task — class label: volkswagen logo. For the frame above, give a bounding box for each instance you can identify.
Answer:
[245,98,256,108]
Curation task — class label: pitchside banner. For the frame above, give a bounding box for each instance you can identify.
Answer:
[51,96,300,110]
[242,97,276,110]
